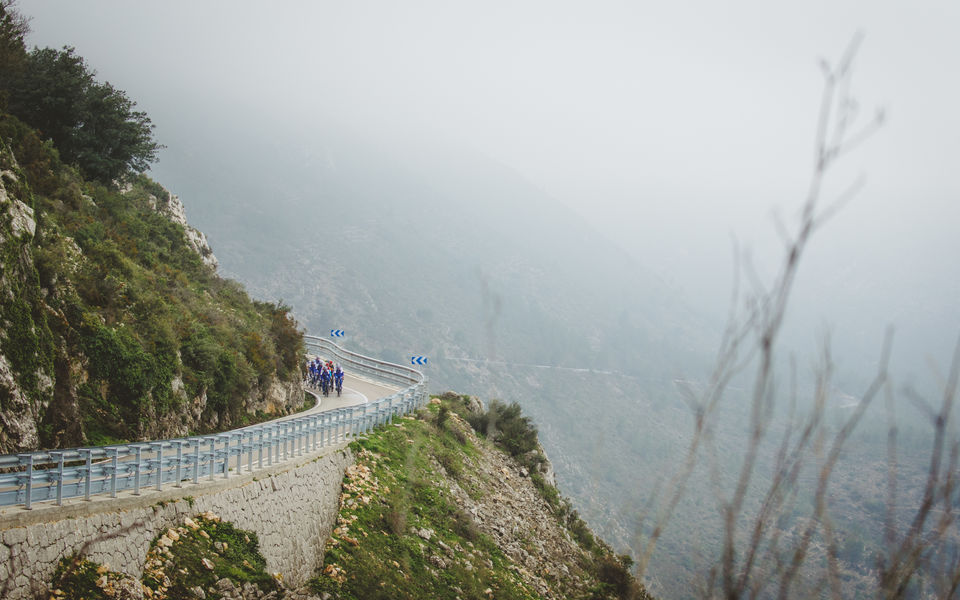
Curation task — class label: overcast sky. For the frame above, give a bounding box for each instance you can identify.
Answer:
[18,0,960,377]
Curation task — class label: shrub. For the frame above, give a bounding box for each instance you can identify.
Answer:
[436,404,450,428]
[51,555,123,600]
[384,507,407,536]
[452,508,481,542]
[593,554,650,600]
[436,448,462,479]
[465,399,539,459]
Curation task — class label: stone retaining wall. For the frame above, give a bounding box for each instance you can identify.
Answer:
[0,444,353,598]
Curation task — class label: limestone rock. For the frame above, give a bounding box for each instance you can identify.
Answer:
[137,184,219,271]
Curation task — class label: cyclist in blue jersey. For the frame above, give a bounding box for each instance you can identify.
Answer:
[334,365,344,396]
[320,366,332,396]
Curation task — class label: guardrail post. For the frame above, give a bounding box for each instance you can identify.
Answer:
[299,419,306,455]
[109,448,119,498]
[207,437,217,481]
[287,422,293,458]
[173,441,183,488]
[267,427,274,466]
[193,440,201,484]
[81,449,92,501]
[134,446,143,495]
[220,435,231,479]
[246,431,253,472]
[276,423,283,461]
[152,443,164,491]
[290,419,300,457]
[270,423,283,462]
[18,454,33,509]
[258,429,264,468]
[277,423,282,461]
[233,433,242,474]
[50,452,64,506]
[291,420,298,456]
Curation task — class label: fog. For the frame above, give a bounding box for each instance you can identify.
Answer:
[14,3,960,594]
[19,2,959,382]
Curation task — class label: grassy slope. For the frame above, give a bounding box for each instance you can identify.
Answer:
[309,395,652,600]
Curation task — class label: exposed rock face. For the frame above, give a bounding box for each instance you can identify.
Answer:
[0,164,53,452]
[440,413,586,599]
[0,353,40,451]
[141,185,219,271]
[4,188,35,239]
[0,151,297,452]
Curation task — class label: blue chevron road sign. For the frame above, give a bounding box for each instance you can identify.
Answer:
[411,356,428,366]
[330,330,345,338]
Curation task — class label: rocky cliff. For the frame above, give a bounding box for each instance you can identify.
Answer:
[308,393,652,600]
[0,114,305,453]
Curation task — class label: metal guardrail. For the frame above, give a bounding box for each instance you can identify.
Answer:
[0,336,428,509]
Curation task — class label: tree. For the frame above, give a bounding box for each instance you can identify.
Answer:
[7,46,92,152]
[4,44,162,183]
[0,0,29,107]
[71,80,160,182]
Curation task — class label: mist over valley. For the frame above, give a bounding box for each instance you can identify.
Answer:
[14,1,960,597]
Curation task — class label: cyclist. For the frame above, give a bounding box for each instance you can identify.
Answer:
[334,365,344,395]
[320,366,331,396]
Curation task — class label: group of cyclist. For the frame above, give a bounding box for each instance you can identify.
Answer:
[306,357,345,397]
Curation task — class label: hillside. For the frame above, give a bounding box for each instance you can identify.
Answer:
[0,118,305,452]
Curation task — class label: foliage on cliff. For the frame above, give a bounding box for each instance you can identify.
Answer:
[309,395,652,600]
[0,7,306,451]
[0,110,305,452]
[50,512,282,600]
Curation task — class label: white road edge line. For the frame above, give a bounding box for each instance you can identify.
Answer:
[343,387,369,404]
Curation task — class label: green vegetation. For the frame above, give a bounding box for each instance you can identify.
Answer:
[142,514,279,599]
[309,395,652,600]
[310,414,537,600]
[48,514,278,600]
[0,2,161,184]
[447,392,644,596]
[50,555,126,600]
[444,392,545,476]
[0,115,303,444]
[0,1,305,450]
